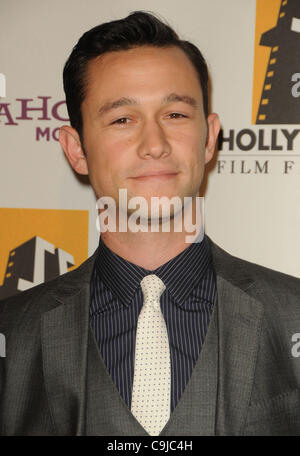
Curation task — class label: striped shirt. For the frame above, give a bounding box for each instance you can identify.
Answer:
[90,234,216,413]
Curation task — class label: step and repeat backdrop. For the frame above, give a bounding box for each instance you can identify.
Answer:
[0,0,300,299]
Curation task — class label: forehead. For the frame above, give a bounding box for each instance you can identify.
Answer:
[83,45,203,101]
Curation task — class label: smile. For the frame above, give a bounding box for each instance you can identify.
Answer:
[131,173,178,181]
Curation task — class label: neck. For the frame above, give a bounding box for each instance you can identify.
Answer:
[99,196,203,270]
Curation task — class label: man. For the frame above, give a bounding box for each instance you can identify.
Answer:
[1,11,300,436]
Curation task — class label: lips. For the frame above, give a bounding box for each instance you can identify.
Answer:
[131,170,178,178]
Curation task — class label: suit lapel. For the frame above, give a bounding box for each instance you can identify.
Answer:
[209,240,264,435]
[41,254,96,435]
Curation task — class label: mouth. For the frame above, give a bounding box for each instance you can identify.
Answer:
[131,174,178,181]
[130,171,179,180]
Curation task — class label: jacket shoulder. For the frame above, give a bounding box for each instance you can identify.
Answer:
[209,238,300,312]
[0,251,97,332]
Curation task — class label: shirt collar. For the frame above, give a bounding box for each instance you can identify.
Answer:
[94,233,212,308]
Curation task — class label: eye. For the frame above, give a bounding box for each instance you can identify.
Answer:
[167,112,187,119]
[111,117,131,125]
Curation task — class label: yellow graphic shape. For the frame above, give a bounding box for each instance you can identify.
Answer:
[0,208,89,286]
[252,0,282,124]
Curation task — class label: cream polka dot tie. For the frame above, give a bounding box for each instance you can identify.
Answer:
[131,274,171,436]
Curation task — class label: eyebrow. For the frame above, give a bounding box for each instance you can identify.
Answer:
[98,97,138,116]
[162,93,198,108]
[97,92,198,116]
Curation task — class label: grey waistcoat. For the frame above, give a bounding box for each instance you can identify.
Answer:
[85,296,219,436]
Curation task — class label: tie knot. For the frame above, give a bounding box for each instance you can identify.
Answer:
[140,274,166,309]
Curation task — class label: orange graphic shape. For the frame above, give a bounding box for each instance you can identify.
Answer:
[252,0,282,124]
[0,208,89,287]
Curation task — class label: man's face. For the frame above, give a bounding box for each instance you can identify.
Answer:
[62,45,220,218]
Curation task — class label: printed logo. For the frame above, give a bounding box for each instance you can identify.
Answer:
[0,208,89,300]
[218,0,300,175]
[252,0,300,124]
[0,95,69,141]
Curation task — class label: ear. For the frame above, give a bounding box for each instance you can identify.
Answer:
[204,113,221,164]
[59,125,88,175]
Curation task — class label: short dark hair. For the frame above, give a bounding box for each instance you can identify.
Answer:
[63,11,209,143]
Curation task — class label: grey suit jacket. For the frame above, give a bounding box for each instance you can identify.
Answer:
[1,237,300,436]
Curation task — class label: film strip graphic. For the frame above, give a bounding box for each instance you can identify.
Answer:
[256,0,300,124]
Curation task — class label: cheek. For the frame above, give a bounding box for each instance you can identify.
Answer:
[171,129,205,163]
[171,121,205,145]
[90,128,133,156]
[86,134,132,188]
[85,130,116,167]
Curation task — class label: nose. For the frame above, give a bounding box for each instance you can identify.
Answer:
[137,118,171,159]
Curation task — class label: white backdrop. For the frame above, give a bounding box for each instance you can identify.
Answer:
[1,0,300,285]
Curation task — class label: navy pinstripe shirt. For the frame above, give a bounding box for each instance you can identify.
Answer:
[90,234,216,413]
